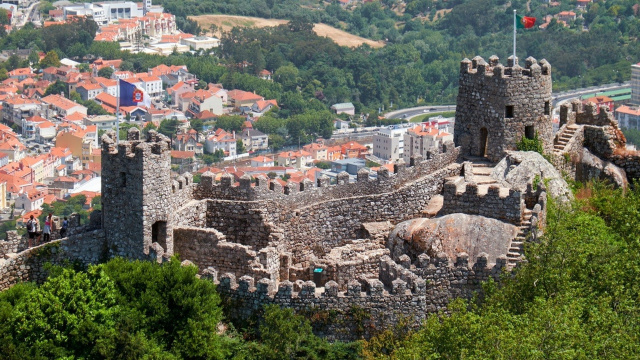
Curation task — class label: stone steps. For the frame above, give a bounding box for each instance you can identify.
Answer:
[423,194,444,218]
[506,211,535,267]
[472,167,493,176]
[474,176,499,185]
[553,125,579,154]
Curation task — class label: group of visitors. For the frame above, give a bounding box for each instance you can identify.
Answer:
[26,214,69,247]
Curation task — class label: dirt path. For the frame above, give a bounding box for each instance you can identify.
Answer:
[189,14,386,48]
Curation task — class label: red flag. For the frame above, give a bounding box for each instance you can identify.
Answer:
[516,15,536,29]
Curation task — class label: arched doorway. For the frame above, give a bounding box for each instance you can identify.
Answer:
[479,127,488,157]
[152,221,167,251]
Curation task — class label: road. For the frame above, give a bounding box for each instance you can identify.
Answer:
[16,1,40,28]
[385,82,631,120]
[552,81,629,107]
[385,105,456,121]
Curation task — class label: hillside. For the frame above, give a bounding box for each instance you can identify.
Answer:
[189,14,385,48]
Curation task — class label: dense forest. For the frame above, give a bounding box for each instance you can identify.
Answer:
[6,0,638,114]
[1,182,639,358]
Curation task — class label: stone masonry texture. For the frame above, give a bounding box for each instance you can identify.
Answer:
[2,56,640,341]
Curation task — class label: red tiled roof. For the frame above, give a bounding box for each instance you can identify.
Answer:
[171,150,195,159]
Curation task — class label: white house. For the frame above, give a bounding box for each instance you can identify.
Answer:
[250,155,274,167]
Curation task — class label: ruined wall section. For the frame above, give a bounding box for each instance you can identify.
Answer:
[271,162,460,260]
[172,226,279,280]
[454,56,553,162]
[0,227,106,291]
[0,232,29,258]
[205,202,273,249]
[211,251,508,341]
[440,179,524,224]
[558,101,640,182]
[308,240,390,290]
[195,147,460,259]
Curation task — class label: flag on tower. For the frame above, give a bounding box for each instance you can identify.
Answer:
[118,79,151,108]
[516,14,536,29]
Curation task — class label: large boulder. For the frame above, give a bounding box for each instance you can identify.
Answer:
[387,214,519,265]
[577,148,628,189]
[491,151,573,203]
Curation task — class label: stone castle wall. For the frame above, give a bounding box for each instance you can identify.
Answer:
[0,226,106,291]
[0,232,29,258]
[440,179,524,224]
[454,56,553,162]
[212,252,507,341]
[195,146,461,260]
[558,101,640,182]
[173,226,278,280]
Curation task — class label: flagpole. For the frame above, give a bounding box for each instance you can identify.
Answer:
[116,79,120,145]
[513,10,517,63]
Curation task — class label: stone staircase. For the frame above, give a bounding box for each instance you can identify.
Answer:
[469,161,502,191]
[553,124,580,154]
[506,208,533,268]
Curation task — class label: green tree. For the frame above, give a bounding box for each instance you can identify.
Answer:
[236,139,246,154]
[88,41,121,60]
[215,115,244,132]
[98,67,114,78]
[91,196,101,211]
[157,119,180,138]
[44,80,67,97]
[274,64,299,92]
[268,134,285,150]
[142,121,157,136]
[190,118,204,132]
[0,258,241,359]
[257,305,360,359]
[28,51,40,66]
[39,50,61,68]
[0,8,9,25]
[77,63,91,73]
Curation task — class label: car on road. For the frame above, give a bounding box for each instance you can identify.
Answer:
[429,107,436,111]
[423,109,428,113]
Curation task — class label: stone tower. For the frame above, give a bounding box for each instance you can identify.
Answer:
[101,128,174,260]
[454,56,553,162]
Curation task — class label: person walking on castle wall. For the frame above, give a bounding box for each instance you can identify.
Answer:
[43,213,52,243]
[60,217,68,238]
[26,215,38,247]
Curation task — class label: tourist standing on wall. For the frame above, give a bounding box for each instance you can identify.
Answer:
[60,217,68,238]
[26,215,38,247]
[43,213,53,243]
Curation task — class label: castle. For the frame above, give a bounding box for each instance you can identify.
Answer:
[1,56,638,341]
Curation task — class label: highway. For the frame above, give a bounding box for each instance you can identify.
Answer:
[384,82,631,120]
[551,81,629,107]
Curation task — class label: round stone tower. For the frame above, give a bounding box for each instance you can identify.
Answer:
[453,55,553,162]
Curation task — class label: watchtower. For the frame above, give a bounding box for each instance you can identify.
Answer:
[454,56,553,162]
[101,129,174,260]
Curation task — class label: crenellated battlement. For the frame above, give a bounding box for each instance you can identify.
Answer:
[455,55,554,162]
[440,177,523,224]
[559,99,617,128]
[195,143,460,203]
[207,246,510,341]
[102,128,171,157]
[460,55,551,80]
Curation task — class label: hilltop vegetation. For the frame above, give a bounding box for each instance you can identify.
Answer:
[361,182,640,358]
[0,258,360,359]
[3,0,638,114]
